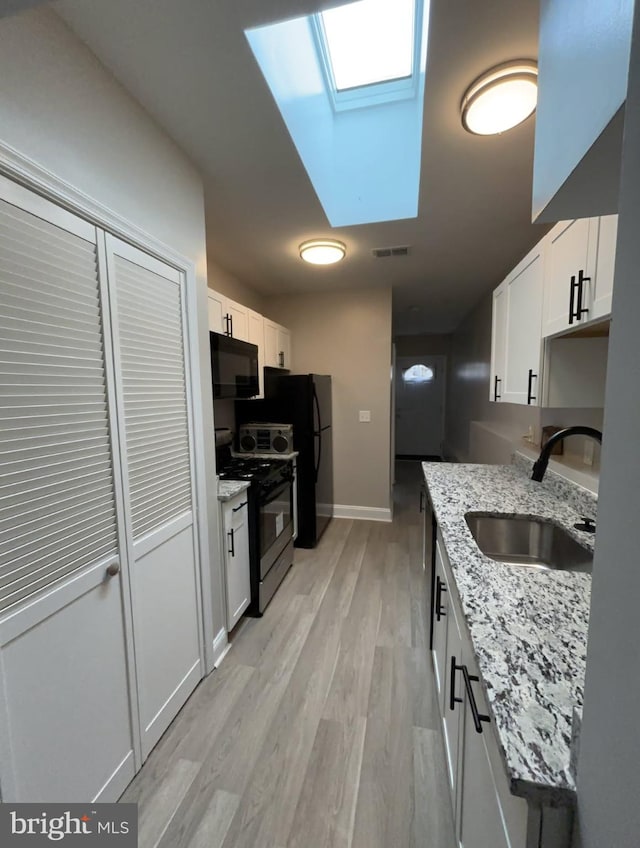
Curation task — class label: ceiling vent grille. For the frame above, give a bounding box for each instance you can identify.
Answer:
[372,245,411,258]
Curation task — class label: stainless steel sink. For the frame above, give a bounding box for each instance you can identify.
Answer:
[465,513,593,573]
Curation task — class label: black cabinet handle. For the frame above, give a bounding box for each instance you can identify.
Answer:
[227,528,235,557]
[569,271,591,324]
[569,275,577,325]
[576,269,590,321]
[435,575,447,621]
[224,313,232,336]
[229,314,234,337]
[527,369,537,404]
[278,351,284,367]
[461,665,490,733]
[493,375,501,402]
[232,500,247,513]
[419,488,425,513]
[450,655,464,712]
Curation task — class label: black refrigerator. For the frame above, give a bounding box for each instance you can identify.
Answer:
[236,373,333,548]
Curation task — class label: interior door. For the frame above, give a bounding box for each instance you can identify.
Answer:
[105,235,203,760]
[0,176,136,801]
[395,355,446,457]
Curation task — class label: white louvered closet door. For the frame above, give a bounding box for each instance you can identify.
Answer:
[0,175,136,802]
[105,235,203,759]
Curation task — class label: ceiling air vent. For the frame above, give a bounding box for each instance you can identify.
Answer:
[372,245,411,258]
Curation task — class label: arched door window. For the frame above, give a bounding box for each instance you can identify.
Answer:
[402,363,434,384]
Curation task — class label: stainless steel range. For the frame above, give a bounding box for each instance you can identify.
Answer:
[216,436,294,615]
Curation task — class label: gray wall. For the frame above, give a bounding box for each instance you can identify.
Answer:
[0,7,225,651]
[575,4,640,845]
[270,288,393,513]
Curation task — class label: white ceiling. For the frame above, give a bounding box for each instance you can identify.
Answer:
[53,0,550,335]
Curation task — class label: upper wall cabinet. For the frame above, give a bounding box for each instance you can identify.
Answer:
[207,289,249,341]
[501,243,544,405]
[264,319,291,370]
[247,308,265,398]
[532,0,634,222]
[542,216,617,338]
[491,214,616,408]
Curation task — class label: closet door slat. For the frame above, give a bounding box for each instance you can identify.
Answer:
[0,197,118,614]
[113,255,192,540]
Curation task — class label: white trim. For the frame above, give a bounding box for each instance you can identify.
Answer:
[332,505,393,523]
[212,627,229,667]
[0,141,193,272]
[92,750,136,803]
[141,658,202,759]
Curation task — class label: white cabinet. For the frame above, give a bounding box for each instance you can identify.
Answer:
[222,492,251,631]
[207,289,225,334]
[490,282,507,403]
[542,216,618,338]
[432,540,449,715]
[500,245,544,405]
[247,308,265,398]
[432,529,571,848]
[542,218,597,337]
[592,214,618,321]
[264,318,291,369]
[207,289,249,341]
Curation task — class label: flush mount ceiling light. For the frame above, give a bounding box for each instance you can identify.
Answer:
[461,60,538,135]
[299,239,346,265]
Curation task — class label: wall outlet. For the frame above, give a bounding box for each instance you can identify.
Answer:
[583,439,595,466]
[359,410,371,423]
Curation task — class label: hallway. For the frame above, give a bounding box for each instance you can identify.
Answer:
[122,461,456,848]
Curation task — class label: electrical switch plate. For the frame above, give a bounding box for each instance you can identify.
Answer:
[359,410,371,423]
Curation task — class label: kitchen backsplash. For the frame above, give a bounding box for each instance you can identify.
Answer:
[512,451,597,519]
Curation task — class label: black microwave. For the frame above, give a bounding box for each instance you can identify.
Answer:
[210,332,259,399]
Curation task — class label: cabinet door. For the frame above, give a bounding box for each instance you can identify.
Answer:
[278,326,291,369]
[459,645,528,848]
[226,298,249,342]
[490,283,507,402]
[591,214,618,320]
[443,588,465,837]
[0,176,136,802]
[248,309,265,398]
[107,236,203,760]
[263,319,279,368]
[432,540,449,715]
[223,497,251,630]
[207,290,225,334]
[502,249,544,405]
[542,218,596,337]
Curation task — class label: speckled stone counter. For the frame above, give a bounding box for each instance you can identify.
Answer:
[422,461,595,806]
[217,479,251,502]
[231,450,298,462]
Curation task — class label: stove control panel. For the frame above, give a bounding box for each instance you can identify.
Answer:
[238,423,293,455]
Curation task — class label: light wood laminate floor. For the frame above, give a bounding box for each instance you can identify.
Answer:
[122,462,456,848]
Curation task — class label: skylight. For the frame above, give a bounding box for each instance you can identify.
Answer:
[318,0,416,92]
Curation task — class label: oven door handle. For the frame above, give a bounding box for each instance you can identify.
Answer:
[261,480,291,506]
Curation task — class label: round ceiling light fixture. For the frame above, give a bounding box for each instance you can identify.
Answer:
[299,239,346,265]
[461,60,538,136]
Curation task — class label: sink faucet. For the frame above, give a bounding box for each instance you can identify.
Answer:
[531,426,603,482]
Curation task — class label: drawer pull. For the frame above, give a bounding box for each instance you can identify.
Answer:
[435,575,447,621]
[232,500,248,513]
[227,528,235,557]
[462,665,491,733]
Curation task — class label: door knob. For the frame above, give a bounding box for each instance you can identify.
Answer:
[106,562,120,578]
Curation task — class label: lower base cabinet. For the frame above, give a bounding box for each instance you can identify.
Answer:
[432,530,573,848]
[222,493,251,630]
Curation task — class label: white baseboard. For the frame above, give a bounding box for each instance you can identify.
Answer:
[332,504,392,523]
[212,627,230,667]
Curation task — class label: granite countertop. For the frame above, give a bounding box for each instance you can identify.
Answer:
[422,459,596,806]
[217,479,251,502]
